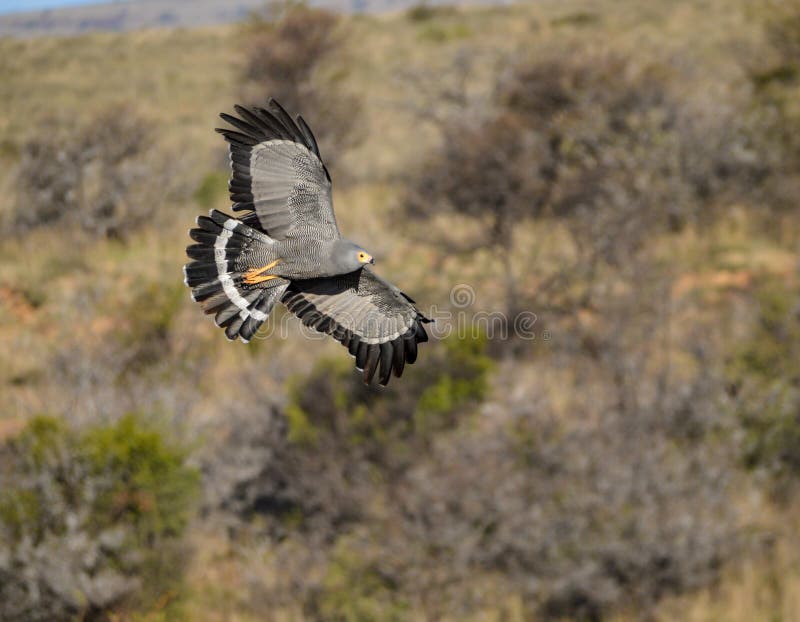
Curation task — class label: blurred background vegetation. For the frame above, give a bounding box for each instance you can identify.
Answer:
[1,0,799,619]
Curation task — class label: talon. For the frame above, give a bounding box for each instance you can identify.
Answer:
[244,259,282,284]
[244,274,280,284]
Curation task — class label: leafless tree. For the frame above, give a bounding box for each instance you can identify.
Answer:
[11,104,181,239]
[238,1,362,174]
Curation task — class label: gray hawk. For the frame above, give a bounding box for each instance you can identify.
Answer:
[183,99,430,385]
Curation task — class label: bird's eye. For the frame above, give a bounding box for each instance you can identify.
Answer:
[358,252,365,260]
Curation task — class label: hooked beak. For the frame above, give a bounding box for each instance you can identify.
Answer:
[369,256,375,265]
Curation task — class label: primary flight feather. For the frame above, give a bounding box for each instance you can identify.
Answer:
[183,99,430,385]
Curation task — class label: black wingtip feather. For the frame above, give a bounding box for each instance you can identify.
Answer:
[240,315,261,342]
[363,345,380,385]
[392,337,405,378]
[225,316,245,341]
[415,322,429,343]
[378,342,393,386]
[246,105,287,139]
[233,105,269,132]
[267,99,306,143]
[219,112,264,141]
[215,128,259,146]
[191,280,222,303]
[189,229,217,245]
[184,262,223,285]
[405,336,418,365]
[356,341,369,370]
[253,107,291,140]
[296,115,321,159]
[195,215,221,233]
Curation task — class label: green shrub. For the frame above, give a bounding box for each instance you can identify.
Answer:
[285,333,493,454]
[730,279,800,382]
[550,11,600,27]
[81,413,199,539]
[285,396,321,446]
[406,2,454,22]
[193,170,228,210]
[219,334,494,544]
[417,22,473,44]
[0,413,199,621]
[728,278,800,496]
[316,536,410,622]
[415,334,492,433]
[119,281,185,373]
[752,64,798,89]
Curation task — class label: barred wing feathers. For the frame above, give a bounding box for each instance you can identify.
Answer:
[216,99,338,241]
[282,268,431,386]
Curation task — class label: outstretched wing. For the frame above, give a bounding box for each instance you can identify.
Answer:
[282,268,431,386]
[216,99,339,241]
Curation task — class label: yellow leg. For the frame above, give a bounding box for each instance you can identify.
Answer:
[244,259,282,285]
[244,274,280,285]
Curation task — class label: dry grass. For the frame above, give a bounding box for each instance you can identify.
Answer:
[652,501,800,622]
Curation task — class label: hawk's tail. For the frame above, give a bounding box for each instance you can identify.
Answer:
[184,209,288,343]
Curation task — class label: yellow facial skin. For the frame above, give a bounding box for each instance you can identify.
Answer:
[357,251,374,265]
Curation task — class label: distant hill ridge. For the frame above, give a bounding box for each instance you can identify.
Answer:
[0,0,495,37]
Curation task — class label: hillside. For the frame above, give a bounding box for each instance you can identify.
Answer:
[1,1,800,620]
[0,0,503,37]
[0,0,261,37]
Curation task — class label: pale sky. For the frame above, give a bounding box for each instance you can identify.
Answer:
[0,0,119,15]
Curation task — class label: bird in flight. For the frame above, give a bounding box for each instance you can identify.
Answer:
[183,99,430,385]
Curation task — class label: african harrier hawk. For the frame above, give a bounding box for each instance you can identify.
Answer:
[183,99,430,385]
